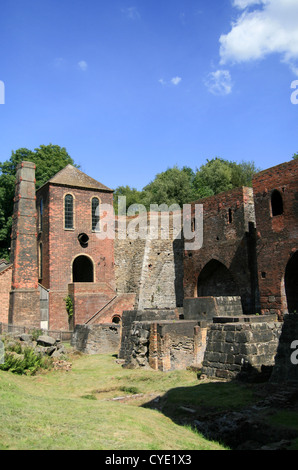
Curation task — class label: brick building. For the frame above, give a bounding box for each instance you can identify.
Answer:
[0,158,297,332]
[3,162,135,331]
[183,158,298,320]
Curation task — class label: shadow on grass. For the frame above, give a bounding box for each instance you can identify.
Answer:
[141,373,298,450]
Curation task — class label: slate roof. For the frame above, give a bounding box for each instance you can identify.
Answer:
[43,165,113,192]
[0,260,12,274]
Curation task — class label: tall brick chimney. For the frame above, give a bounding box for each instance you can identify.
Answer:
[8,161,40,327]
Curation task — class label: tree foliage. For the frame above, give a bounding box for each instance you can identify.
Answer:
[0,144,78,259]
[113,157,261,212]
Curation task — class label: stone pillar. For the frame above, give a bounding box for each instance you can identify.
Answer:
[8,161,40,328]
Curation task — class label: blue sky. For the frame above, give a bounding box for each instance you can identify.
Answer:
[0,0,297,190]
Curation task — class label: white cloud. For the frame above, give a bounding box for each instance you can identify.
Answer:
[122,7,140,20]
[232,0,266,9]
[205,70,233,96]
[78,60,88,71]
[159,77,182,86]
[220,0,298,74]
[171,76,182,85]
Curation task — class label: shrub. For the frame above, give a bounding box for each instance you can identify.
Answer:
[0,346,53,375]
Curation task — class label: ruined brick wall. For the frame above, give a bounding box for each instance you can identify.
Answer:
[36,183,115,330]
[119,316,207,371]
[0,266,12,323]
[183,186,257,315]
[253,159,298,317]
[114,212,184,310]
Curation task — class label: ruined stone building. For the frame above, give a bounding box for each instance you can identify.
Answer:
[0,158,297,381]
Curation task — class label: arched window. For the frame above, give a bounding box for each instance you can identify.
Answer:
[91,197,100,231]
[271,190,283,216]
[64,194,74,229]
[73,255,94,282]
[39,243,43,281]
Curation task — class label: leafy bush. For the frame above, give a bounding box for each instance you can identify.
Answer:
[0,346,53,375]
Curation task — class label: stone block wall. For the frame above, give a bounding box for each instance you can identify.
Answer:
[118,309,208,372]
[118,309,179,361]
[71,323,120,354]
[183,296,243,322]
[148,320,207,372]
[202,318,282,380]
[114,212,184,311]
[270,314,298,383]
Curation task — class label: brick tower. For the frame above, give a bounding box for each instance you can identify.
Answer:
[8,161,40,327]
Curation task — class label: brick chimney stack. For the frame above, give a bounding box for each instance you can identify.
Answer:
[8,161,40,327]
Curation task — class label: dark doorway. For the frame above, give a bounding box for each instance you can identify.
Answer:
[285,252,298,313]
[73,255,94,283]
[197,259,239,297]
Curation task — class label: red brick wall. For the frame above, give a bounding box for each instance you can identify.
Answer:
[183,186,257,314]
[253,159,298,317]
[36,183,116,330]
[9,162,40,327]
[0,266,12,323]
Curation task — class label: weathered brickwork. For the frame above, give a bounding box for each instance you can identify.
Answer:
[8,162,40,328]
[252,159,298,318]
[183,186,258,315]
[0,265,12,323]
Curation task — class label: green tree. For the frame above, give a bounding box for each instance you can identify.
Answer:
[143,165,197,208]
[193,158,260,198]
[113,185,147,214]
[0,144,78,259]
[293,152,298,160]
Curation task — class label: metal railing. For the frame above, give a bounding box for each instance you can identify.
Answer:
[0,322,73,342]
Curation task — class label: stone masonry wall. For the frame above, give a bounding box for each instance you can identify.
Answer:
[71,323,120,354]
[202,318,282,380]
[114,212,184,310]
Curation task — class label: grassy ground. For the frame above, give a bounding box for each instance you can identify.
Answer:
[0,352,231,450]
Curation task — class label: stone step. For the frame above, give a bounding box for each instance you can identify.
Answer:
[213,314,278,324]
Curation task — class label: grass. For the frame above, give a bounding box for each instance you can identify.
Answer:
[0,352,228,450]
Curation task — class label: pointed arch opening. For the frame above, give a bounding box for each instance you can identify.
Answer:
[197,259,240,297]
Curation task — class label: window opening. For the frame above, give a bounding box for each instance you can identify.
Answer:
[271,190,283,216]
[92,197,100,231]
[65,194,74,229]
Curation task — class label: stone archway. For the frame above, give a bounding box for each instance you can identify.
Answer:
[72,255,94,283]
[285,251,298,313]
[197,259,239,297]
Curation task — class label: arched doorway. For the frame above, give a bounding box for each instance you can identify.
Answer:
[197,259,239,297]
[73,255,94,283]
[285,252,298,313]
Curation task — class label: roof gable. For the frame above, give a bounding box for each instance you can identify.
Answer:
[46,165,113,192]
